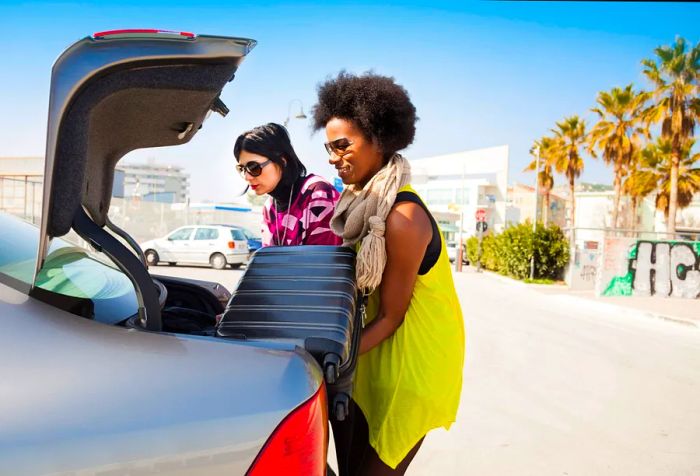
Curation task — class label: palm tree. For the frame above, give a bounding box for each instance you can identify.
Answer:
[588,84,650,229]
[622,149,658,231]
[639,138,700,220]
[550,116,587,230]
[642,36,700,234]
[524,137,555,226]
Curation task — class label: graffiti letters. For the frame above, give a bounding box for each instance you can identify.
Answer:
[580,265,597,282]
[631,242,700,298]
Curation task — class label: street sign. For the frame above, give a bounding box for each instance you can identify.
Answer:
[476,221,488,232]
[475,209,487,222]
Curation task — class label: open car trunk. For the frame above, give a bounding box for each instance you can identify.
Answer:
[34,31,256,331]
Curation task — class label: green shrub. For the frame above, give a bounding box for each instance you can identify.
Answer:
[464,222,570,280]
[481,234,499,272]
[498,222,534,279]
[465,234,499,271]
[465,236,479,264]
[533,223,570,280]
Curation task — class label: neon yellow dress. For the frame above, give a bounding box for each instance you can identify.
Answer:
[353,185,466,469]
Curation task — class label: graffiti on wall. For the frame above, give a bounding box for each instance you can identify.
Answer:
[601,240,700,298]
[570,244,600,291]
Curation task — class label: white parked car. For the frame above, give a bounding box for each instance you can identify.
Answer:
[446,242,458,262]
[141,225,249,269]
[446,242,468,264]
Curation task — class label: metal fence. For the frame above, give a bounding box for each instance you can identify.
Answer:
[0,176,262,244]
[109,197,262,243]
[0,176,42,225]
[567,226,694,244]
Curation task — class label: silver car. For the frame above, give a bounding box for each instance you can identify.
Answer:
[0,30,327,475]
[141,225,249,269]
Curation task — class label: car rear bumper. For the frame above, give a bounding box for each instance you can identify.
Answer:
[226,251,248,264]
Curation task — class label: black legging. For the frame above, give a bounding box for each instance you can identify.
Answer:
[331,400,424,476]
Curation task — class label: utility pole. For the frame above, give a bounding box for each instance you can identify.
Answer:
[529,145,541,280]
[456,165,466,272]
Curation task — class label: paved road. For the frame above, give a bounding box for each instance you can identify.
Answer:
[153,264,700,475]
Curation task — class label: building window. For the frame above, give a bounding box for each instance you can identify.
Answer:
[456,188,470,206]
[427,188,453,205]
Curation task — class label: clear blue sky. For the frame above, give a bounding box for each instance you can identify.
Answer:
[1,1,698,201]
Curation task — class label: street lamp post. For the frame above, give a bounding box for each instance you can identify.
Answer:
[529,145,541,280]
[456,165,466,272]
[284,99,307,127]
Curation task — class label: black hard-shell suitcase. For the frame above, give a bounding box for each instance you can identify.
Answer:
[217,245,362,420]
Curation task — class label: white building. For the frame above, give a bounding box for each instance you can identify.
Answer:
[116,160,190,203]
[410,145,509,239]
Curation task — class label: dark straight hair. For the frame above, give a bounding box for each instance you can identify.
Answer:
[233,123,307,187]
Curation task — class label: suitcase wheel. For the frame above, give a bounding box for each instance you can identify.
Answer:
[325,362,338,385]
[335,400,347,421]
[323,353,341,385]
[332,393,350,421]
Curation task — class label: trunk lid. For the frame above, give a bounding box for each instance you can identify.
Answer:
[34,30,255,329]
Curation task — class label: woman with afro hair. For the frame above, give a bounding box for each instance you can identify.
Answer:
[313,72,465,475]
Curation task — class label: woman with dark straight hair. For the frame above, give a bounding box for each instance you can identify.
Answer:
[234,122,341,246]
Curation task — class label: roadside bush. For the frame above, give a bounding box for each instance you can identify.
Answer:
[533,223,570,280]
[464,222,569,281]
[465,236,479,265]
[465,234,499,271]
[481,234,499,272]
[498,223,534,279]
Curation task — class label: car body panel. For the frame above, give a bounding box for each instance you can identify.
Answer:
[0,279,322,475]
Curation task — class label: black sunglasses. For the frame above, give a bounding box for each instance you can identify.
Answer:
[324,138,354,156]
[236,159,272,177]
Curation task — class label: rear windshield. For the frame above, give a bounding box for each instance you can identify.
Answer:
[0,213,138,324]
[230,229,246,241]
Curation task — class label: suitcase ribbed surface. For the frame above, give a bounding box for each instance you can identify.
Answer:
[217,245,362,420]
[218,245,359,373]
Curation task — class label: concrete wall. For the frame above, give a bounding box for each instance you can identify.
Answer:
[568,242,601,291]
[597,238,700,299]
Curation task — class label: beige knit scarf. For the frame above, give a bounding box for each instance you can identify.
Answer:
[330,154,411,293]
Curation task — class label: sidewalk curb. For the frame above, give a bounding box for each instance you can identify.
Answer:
[462,267,699,329]
[470,268,568,290]
[552,294,699,329]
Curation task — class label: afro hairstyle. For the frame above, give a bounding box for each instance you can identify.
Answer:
[312,71,417,159]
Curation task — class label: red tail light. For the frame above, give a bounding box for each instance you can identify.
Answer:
[228,241,236,249]
[247,385,328,476]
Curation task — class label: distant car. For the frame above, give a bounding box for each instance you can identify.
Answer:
[141,225,249,269]
[242,228,263,253]
[212,224,262,254]
[446,242,469,265]
[446,242,458,263]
